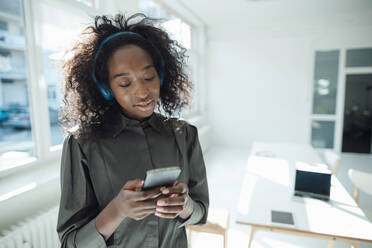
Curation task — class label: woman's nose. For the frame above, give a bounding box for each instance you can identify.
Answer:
[134,79,150,98]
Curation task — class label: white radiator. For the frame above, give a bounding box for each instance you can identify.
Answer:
[0,206,60,248]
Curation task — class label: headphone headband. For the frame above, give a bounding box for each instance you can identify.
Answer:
[92,31,165,100]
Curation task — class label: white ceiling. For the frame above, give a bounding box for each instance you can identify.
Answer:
[178,0,372,29]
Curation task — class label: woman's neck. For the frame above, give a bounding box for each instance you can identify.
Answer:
[120,109,153,122]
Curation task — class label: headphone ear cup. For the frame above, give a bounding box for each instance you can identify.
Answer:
[159,70,164,87]
[92,72,114,100]
[99,83,114,100]
[158,62,165,87]
[100,84,114,100]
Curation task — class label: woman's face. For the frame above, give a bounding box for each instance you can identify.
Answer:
[108,44,160,120]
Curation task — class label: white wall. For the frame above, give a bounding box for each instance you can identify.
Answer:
[206,15,372,147]
[100,0,139,15]
[207,37,311,147]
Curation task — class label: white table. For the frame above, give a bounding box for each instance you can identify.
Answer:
[236,142,372,248]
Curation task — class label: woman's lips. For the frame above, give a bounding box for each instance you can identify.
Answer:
[135,100,154,111]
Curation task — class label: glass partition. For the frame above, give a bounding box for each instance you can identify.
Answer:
[311,120,335,149]
[312,50,339,115]
[346,48,372,68]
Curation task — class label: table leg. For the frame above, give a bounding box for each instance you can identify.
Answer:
[187,229,192,248]
[223,231,228,248]
[248,226,257,248]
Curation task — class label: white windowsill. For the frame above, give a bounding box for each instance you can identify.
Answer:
[0,149,62,178]
[0,153,61,204]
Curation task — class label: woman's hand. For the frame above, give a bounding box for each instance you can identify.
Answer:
[113,179,161,221]
[155,182,194,220]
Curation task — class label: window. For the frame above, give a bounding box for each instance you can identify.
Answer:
[76,0,96,8]
[0,0,35,170]
[311,120,335,148]
[0,0,203,175]
[34,0,92,147]
[310,50,339,149]
[310,47,372,152]
[0,0,97,174]
[312,51,339,115]
[0,0,22,16]
[346,48,372,68]
[0,20,8,31]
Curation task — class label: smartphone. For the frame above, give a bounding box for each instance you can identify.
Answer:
[143,166,181,190]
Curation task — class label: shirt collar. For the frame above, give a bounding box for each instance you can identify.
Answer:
[112,111,163,138]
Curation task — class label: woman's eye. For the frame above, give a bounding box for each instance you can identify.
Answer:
[119,83,131,88]
[145,76,155,81]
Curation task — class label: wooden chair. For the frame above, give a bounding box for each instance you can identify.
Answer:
[186,208,229,248]
[324,150,341,175]
[348,169,372,204]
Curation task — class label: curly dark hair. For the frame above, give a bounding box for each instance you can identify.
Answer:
[60,13,192,139]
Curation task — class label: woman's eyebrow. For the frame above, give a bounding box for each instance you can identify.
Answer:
[143,64,154,71]
[112,72,129,79]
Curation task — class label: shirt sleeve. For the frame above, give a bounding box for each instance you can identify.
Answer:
[177,125,209,228]
[56,134,107,248]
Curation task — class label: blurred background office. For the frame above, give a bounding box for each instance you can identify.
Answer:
[0,0,371,247]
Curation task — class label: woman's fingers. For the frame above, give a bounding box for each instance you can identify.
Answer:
[157,195,186,206]
[154,192,194,219]
[119,180,190,220]
[132,199,157,211]
[127,186,161,201]
[123,179,143,190]
[160,182,188,195]
[156,205,183,214]
[155,211,177,219]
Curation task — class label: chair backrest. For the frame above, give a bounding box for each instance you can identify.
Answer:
[348,169,372,196]
[324,150,340,175]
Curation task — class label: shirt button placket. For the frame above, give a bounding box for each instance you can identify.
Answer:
[138,125,159,247]
[144,214,159,247]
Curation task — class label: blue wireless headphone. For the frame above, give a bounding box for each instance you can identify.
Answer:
[92,31,165,100]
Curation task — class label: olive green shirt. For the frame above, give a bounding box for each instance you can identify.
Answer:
[56,112,209,248]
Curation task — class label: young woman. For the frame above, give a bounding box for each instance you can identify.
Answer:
[56,13,209,248]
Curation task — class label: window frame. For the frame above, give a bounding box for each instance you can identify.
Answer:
[309,45,372,153]
[0,0,99,178]
[0,0,208,177]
